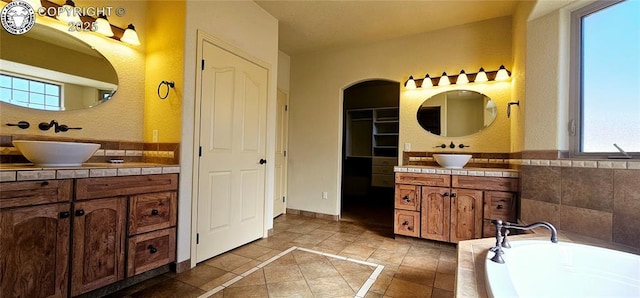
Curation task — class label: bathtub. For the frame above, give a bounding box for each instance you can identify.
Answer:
[485,240,640,298]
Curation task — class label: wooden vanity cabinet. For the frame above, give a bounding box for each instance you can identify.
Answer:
[394,172,517,243]
[0,180,72,298]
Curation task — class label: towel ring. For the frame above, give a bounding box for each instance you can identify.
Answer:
[157,81,175,100]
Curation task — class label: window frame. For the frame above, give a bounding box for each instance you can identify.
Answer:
[0,72,63,111]
[569,0,639,159]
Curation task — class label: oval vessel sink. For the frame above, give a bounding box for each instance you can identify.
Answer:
[433,154,472,169]
[12,140,100,167]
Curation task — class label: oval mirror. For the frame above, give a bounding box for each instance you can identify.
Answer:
[0,23,118,111]
[417,90,497,137]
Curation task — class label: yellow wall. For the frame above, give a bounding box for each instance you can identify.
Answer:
[288,17,514,216]
[143,1,185,143]
[0,0,147,142]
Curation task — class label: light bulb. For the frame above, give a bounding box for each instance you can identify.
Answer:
[422,74,432,87]
[495,65,510,81]
[121,24,141,45]
[405,76,416,89]
[475,67,488,83]
[94,13,114,37]
[438,72,450,86]
[457,70,469,84]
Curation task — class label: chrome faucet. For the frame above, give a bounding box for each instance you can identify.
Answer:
[489,220,559,264]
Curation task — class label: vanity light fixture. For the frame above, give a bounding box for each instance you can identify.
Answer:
[36,0,141,46]
[457,69,469,85]
[405,75,417,89]
[404,65,511,89]
[475,67,489,82]
[438,72,450,86]
[94,13,114,37]
[56,0,81,24]
[120,24,141,46]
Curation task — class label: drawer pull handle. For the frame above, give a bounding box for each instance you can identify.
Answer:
[497,205,504,209]
[151,209,159,216]
[40,181,49,187]
[450,193,457,198]
[147,245,158,254]
[443,192,449,197]
[402,220,413,231]
[75,209,85,216]
[59,211,70,219]
[403,195,411,203]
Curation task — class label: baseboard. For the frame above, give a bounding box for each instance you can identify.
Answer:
[174,259,191,274]
[286,208,339,221]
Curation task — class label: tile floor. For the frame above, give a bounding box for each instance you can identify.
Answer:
[108,214,457,298]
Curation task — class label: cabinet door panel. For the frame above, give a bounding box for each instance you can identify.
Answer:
[0,203,70,298]
[450,189,483,243]
[71,197,126,296]
[420,187,450,242]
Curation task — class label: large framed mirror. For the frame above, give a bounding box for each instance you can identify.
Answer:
[417,90,497,137]
[0,23,118,111]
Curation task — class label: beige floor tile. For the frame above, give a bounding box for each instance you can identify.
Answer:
[298,260,341,279]
[394,265,436,286]
[434,272,456,291]
[368,271,394,295]
[173,264,228,288]
[129,279,206,298]
[220,284,269,298]
[306,275,355,297]
[385,278,433,298]
[228,269,266,287]
[266,280,313,297]
[291,249,327,264]
[199,272,238,291]
[231,243,278,259]
[431,287,455,298]
[339,243,376,259]
[436,260,456,275]
[330,257,376,274]
[263,264,305,284]
[401,251,439,271]
[203,253,254,271]
[231,259,261,275]
[368,247,407,265]
[341,269,373,292]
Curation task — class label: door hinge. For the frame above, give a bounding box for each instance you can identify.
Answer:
[283,196,286,203]
[285,105,288,111]
[196,233,199,244]
[284,150,287,157]
[201,59,205,70]
[199,146,202,157]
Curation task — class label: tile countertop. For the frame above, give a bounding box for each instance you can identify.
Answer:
[394,165,519,178]
[0,163,180,182]
[455,229,640,298]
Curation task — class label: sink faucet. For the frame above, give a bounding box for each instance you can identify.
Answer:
[38,120,82,133]
[489,219,558,264]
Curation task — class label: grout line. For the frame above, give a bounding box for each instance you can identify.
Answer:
[197,246,384,298]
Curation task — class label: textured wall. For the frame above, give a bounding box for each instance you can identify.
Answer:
[288,16,513,217]
[0,1,147,142]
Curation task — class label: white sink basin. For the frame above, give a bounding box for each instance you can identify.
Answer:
[12,140,100,167]
[433,154,472,169]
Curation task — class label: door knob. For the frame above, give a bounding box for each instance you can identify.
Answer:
[259,159,267,165]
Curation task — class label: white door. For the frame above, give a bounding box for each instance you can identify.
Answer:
[196,40,268,262]
[273,89,288,217]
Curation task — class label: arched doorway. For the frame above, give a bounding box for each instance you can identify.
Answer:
[341,80,399,228]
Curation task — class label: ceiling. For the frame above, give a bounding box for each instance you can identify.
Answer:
[254,0,521,55]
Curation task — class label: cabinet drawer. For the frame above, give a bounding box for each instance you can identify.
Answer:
[394,184,420,211]
[76,174,178,200]
[483,191,517,238]
[395,173,450,187]
[372,165,394,175]
[372,157,397,166]
[372,174,394,187]
[129,192,177,235]
[452,176,518,192]
[0,179,72,208]
[394,210,420,237]
[127,228,176,277]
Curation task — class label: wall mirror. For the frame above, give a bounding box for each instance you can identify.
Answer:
[417,90,496,137]
[0,23,118,111]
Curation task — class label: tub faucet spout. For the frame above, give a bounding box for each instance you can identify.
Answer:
[504,221,558,243]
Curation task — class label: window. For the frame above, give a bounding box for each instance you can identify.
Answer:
[0,73,61,110]
[570,0,640,157]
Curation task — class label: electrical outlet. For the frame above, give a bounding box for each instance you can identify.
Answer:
[404,143,411,151]
[152,130,158,143]
[322,192,328,199]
